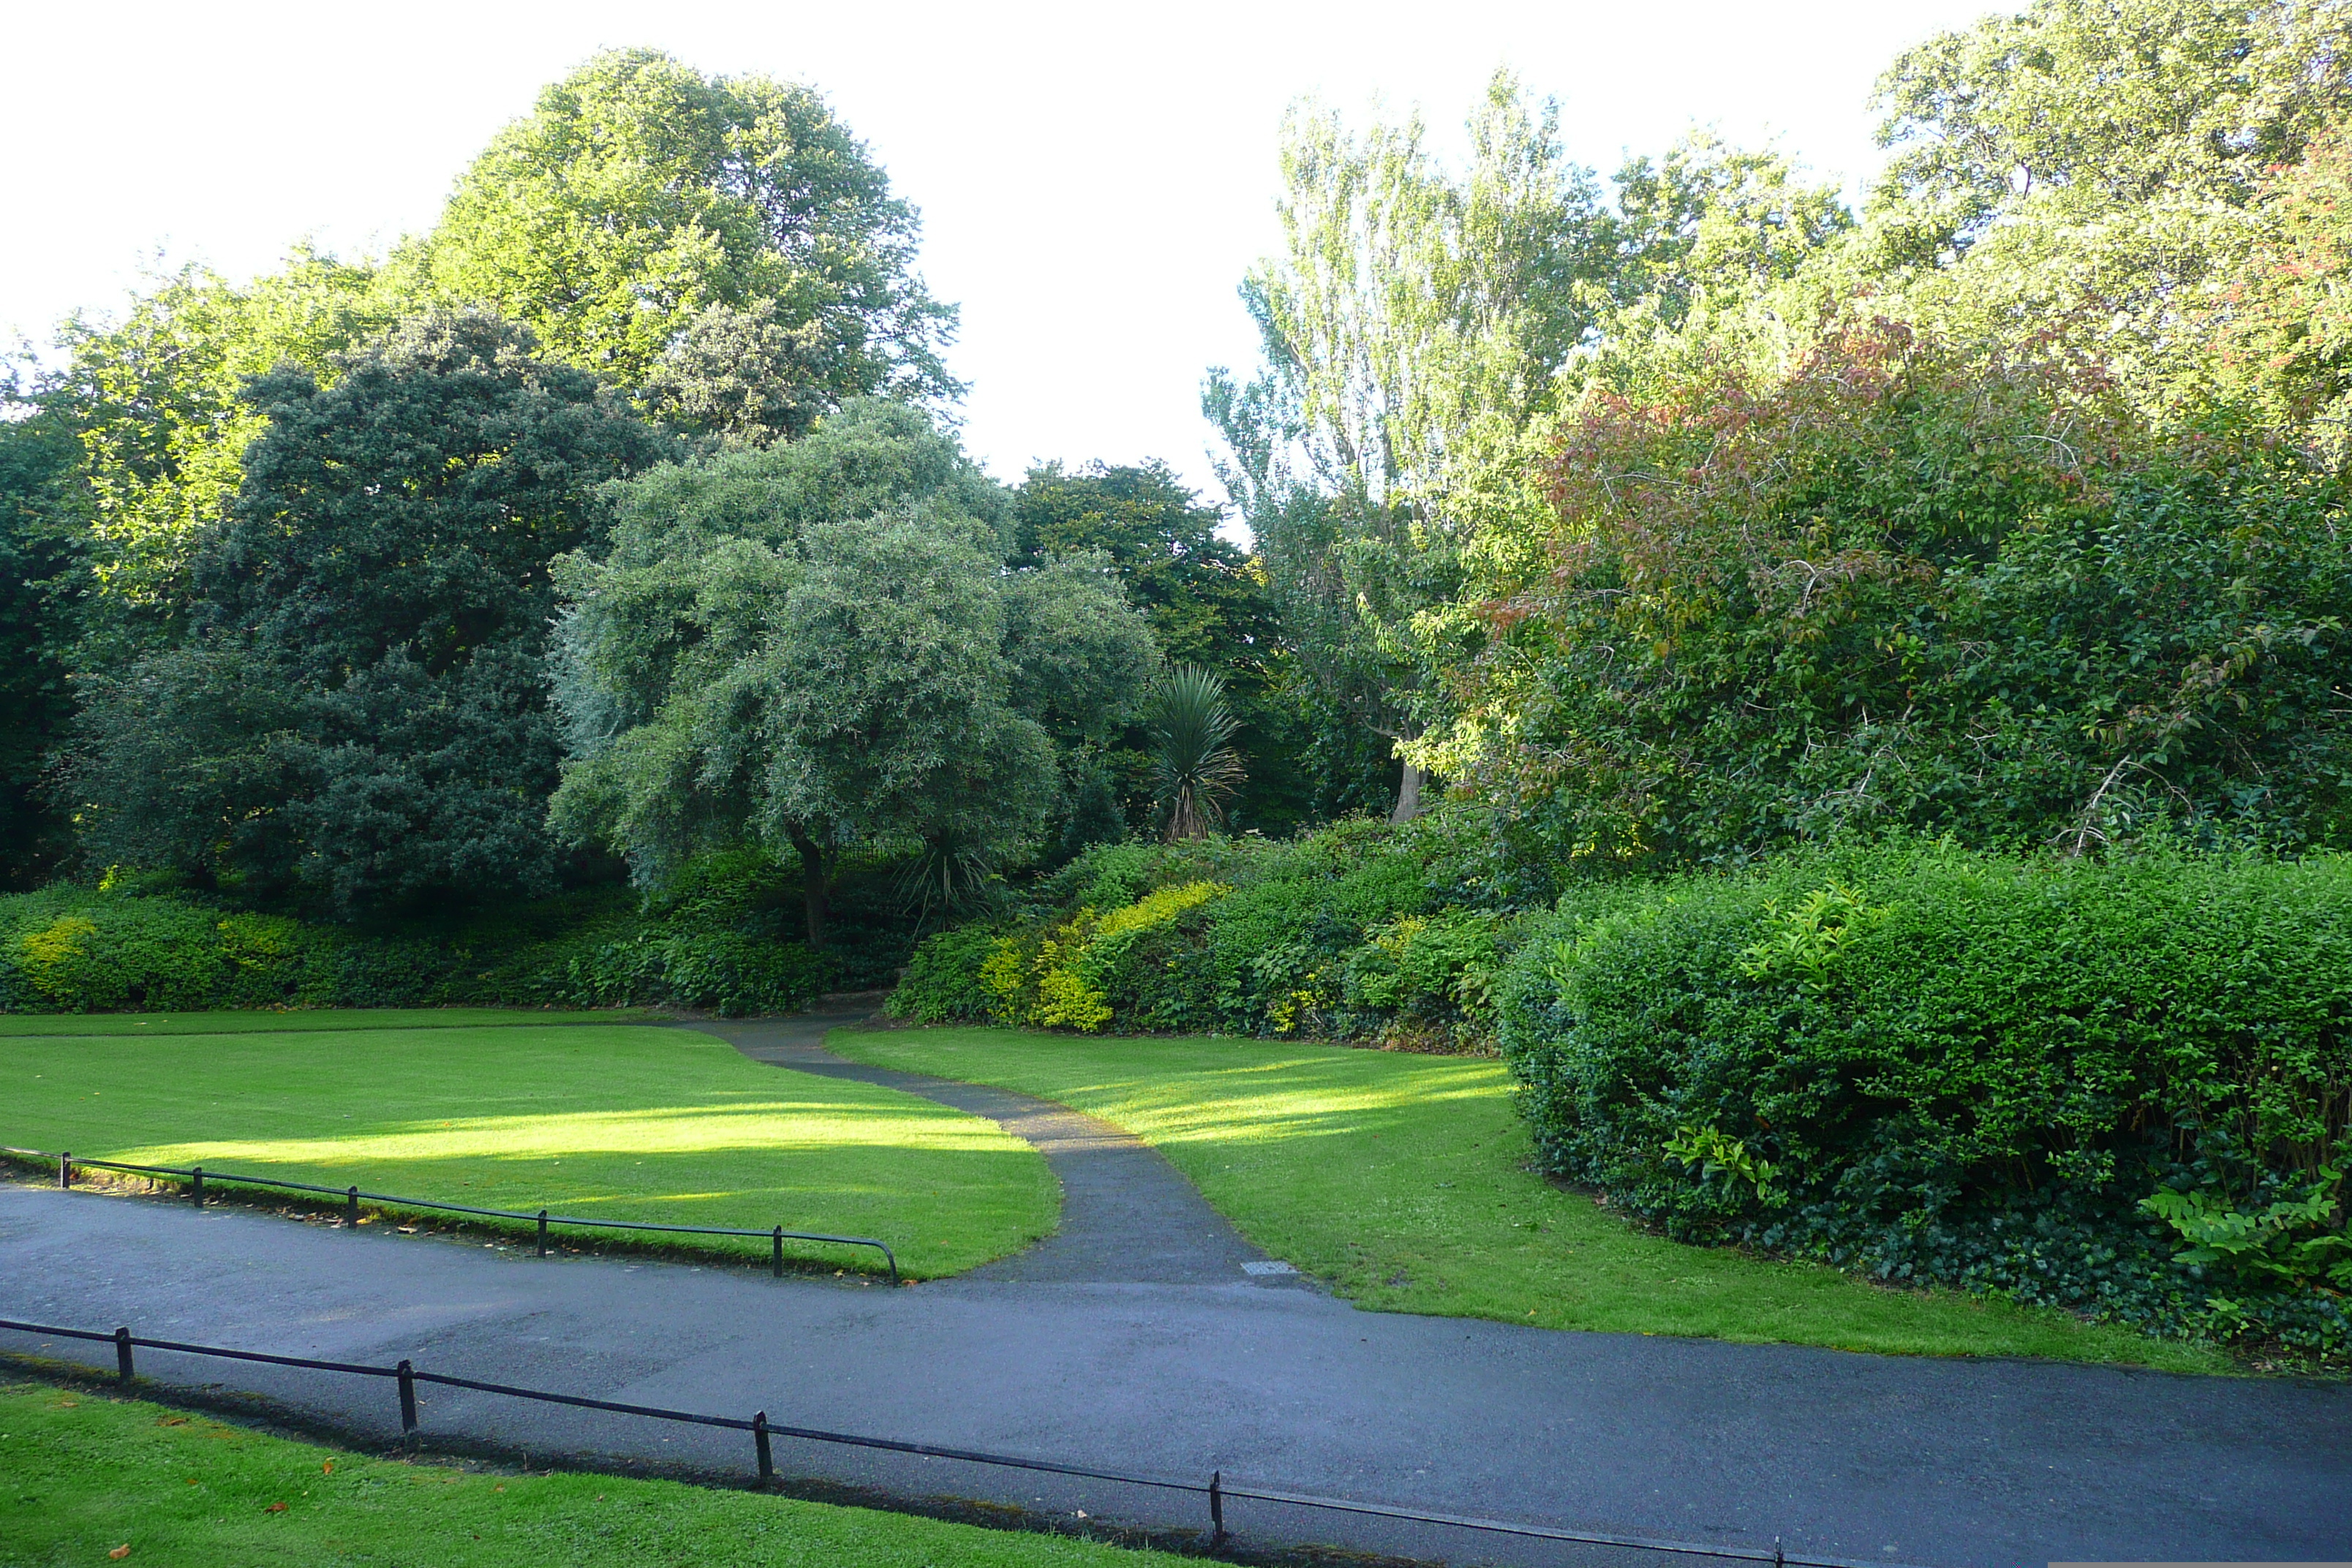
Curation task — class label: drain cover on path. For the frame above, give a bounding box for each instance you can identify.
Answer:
[1241,1260,1297,1275]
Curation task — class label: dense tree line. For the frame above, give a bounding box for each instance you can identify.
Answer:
[1221,0,2352,865]
[5,0,2351,931]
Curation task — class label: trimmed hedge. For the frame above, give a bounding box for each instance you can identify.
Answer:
[1496,843,2352,1354]
[1,851,838,1017]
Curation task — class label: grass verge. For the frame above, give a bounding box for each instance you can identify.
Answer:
[5,1019,1055,1278]
[0,1009,654,1037]
[0,1379,1186,1567]
[826,1026,2236,1373]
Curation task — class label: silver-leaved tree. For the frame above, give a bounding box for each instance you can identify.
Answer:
[549,399,1158,944]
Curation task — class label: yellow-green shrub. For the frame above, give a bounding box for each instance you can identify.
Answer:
[976,881,1229,1033]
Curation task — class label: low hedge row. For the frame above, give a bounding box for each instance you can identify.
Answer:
[1496,843,2352,1355]
[0,851,839,1017]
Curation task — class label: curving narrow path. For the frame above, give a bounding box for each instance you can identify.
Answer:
[685,1004,1304,1287]
[3,1007,2349,1567]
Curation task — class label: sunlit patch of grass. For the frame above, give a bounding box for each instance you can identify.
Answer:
[826,1026,2237,1373]
[0,1380,1184,1567]
[6,1022,1057,1277]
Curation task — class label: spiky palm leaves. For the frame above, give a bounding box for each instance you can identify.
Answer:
[1150,665,1246,840]
[896,826,1000,932]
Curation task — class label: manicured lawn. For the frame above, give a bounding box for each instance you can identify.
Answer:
[0,1380,1183,1567]
[4,1019,1055,1279]
[827,1026,2237,1373]
[0,1008,652,1037]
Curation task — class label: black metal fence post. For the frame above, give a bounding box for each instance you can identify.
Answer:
[537,1210,549,1257]
[1209,1468,1226,1546]
[772,1226,783,1278]
[396,1358,418,1445]
[345,1186,359,1227]
[753,1410,773,1485]
[57,1153,69,1189]
[113,1326,132,1383]
[189,1166,204,1207]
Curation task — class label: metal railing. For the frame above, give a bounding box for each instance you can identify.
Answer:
[0,1313,1918,1568]
[5,1145,896,1284]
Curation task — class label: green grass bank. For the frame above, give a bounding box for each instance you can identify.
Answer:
[0,1380,1184,1567]
[826,1025,2236,1373]
[4,1017,1056,1279]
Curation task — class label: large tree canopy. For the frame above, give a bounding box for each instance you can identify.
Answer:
[551,402,1157,942]
[1433,319,2352,866]
[62,309,668,913]
[50,254,396,663]
[1210,75,1851,822]
[0,375,89,886]
[1873,0,2352,246]
[421,49,958,441]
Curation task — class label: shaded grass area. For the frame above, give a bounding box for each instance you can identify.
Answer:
[0,1008,653,1037]
[5,1022,1056,1278]
[0,1380,1184,1568]
[827,1027,2236,1373]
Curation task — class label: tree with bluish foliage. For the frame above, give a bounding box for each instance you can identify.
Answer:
[418,48,958,440]
[551,402,1157,943]
[61,309,668,914]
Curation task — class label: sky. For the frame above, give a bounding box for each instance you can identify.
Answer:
[3,0,1999,504]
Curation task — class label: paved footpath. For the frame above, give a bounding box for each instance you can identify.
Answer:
[3,1008,2348,1567]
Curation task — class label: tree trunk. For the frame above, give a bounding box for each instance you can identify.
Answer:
[1390,759,1426,825]
[788,831,830,947]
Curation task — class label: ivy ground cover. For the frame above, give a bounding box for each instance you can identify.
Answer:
[826,1025,2234,1372]
[3,1016,1055,1279]
[0,1381,1183,1568]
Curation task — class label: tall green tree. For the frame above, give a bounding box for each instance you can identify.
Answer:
[1872,0,2351,250]
[421,48,958,442]
[51,253,395,664]
[2209,124,2352,464]
[1857,0,2352,416]
[1207,72,1623,821]
[551,402,1156,943]
[1011,461,1337,831]
[62,309,667,913]
[0,370,91,886]
[1436,318,2352,866]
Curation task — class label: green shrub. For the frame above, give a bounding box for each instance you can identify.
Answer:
[0,848,840,1018]
[0,890,339,1012]
[884,816,1515,1046]
[1495,843,2352,1354]
[886,924,1004,1023]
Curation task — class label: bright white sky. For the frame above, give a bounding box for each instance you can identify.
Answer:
[5,0,1997,503]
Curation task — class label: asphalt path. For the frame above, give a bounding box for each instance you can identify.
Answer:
[2,1009,2348,1567]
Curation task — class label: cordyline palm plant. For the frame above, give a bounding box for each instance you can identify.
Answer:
[1150,665,1246,840]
